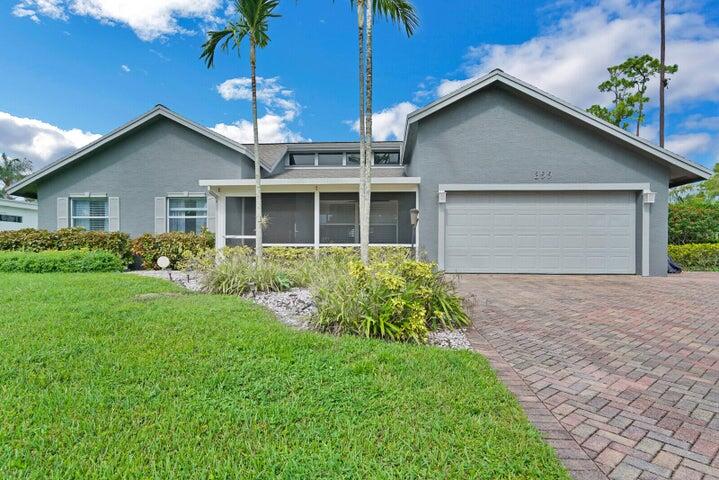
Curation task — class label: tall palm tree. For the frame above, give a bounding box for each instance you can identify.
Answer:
[356,0,418,263]
[659,0,666,147]
[201,0,280,258]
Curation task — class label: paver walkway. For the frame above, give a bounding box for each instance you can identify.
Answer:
[457,273,719,480]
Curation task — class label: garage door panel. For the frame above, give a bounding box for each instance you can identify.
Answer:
[444,191,636,274]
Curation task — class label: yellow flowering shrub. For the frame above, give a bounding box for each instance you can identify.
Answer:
[312,258,470,344]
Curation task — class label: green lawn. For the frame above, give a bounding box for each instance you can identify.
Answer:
[0,273,569,479]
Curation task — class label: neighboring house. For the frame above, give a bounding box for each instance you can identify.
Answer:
[8,70,711,276]
[0,198,38,231]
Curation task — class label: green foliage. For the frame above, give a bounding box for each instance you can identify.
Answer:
[0,250,124,273]
[0,273,569,478]
[130,231,214,270]
[197,247,293,294]
[0,228,132,264]
[587,54,677,133]
[668,244,719,271]
[0,152,32,198]
[668,200,719,244]
[670,163,719,203]
[312,259,470,344]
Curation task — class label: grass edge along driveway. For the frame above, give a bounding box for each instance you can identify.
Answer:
[0,273,569,479]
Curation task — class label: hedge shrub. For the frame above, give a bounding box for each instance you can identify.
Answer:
[668,243,719,272]
[0,250,125,273]
[669,201,719,245]
[131,231,214,270]
[0,228,132,265]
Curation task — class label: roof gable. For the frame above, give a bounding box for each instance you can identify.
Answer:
[401,70,712,186]
[8,105,261,197]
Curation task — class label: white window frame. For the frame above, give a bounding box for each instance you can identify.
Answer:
[71,197,109,231]
[167,196,208,233]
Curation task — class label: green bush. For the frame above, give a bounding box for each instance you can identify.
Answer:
[199,248,293,295]
[0,250,124,273]
[312,259,470,344]
[669,200,719,244]
[668,243,719,271]
[131,231,214,270]
[0,228,132,264]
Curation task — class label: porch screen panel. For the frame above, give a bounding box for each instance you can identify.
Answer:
[263,193,314,244]
[370,192,414,244]
[226,197,256,245]
[319,192,414,244]
[320,193,359,244]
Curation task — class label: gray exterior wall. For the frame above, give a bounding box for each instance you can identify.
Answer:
[406,85,670,276]
[37,117,254,237]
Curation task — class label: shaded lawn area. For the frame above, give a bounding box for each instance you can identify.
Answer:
[0,273,569,479]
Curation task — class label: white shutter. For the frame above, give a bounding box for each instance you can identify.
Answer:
[154,197,166,233]
[108,197,120,232]
[206,195,217,233]
[57,197,69,229]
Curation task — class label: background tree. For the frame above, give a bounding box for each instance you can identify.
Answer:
[587,65,638,130]
[0,153,32,199]
[354,0,418,263]
[587,55,676,136]
[620,55,677,136]
[670,162,719,203]
[201,0,280,258]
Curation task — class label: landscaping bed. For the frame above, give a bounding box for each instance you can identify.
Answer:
[0,272,569,479]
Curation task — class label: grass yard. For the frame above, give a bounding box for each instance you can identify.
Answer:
[0,273,569,479]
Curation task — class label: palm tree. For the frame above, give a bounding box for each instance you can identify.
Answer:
[0,153,32,198]
[201,0,280,258]
[659,0,666,147]
[355,0,418,263]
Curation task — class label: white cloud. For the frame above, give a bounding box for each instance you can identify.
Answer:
[211,114,307,144]
[120,64,131,73]
[217,77,301,121]
[12,0,67,22]
[666,133,712,157]
[12,0,222,41]
[0,111,101,167]
[348,102,418,141]
[436,0,719,109]
[213,76,306,143]
[682,114,719,131]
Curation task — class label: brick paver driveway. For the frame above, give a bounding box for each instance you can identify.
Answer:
[457,273,719,480]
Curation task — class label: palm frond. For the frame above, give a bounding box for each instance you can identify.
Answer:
[200,0,280,68]
[373,0,418,36]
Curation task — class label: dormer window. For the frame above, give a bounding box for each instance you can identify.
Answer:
[317,153,343,166]
[288,153,315,166]
[286,150,401,167]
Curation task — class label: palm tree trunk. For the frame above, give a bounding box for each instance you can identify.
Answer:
[659,0,666,147]
[250,41,263,259]
[357,0,368,263]
[360,0,373,264]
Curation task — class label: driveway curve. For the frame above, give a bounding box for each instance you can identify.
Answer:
[457,273,719,480]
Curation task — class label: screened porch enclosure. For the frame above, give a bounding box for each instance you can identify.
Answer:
[223,191,415,247]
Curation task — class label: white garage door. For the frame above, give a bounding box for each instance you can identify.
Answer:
[444,191,636,274]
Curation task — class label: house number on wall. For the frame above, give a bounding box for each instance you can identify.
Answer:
[534,170,552,181]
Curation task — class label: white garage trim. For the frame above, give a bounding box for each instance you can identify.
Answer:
[437,183,653,276]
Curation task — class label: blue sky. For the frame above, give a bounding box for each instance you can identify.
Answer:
[1,0,717,170]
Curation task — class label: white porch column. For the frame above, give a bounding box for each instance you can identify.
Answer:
[641,190,655,277]
[314,189,320,254]
[437,190,447,270]
[217,191,226,249]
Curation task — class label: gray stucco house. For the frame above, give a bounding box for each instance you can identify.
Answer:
[9,70,711,276]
